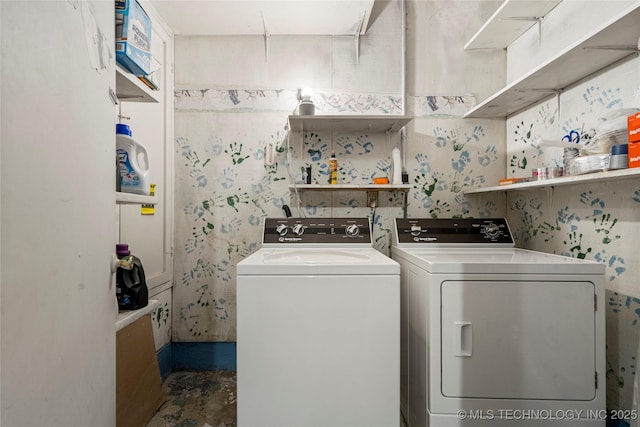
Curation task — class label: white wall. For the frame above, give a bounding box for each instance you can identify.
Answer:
[171,0,506,343]
[1,1,116,425]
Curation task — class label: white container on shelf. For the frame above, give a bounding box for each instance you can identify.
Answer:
[116,124,150,196]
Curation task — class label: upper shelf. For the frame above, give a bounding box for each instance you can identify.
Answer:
[115,65,159,103]
[464,0,562,50]
[148,0,375,36]
[288,115,412,133]
[464,168,640,194]
[465,3,640,118]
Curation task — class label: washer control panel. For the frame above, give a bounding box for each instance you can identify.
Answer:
[263,218,371,244]
[395,218,514,245]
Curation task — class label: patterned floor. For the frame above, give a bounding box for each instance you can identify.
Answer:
[146,371,237,427]
[146,370,405,427]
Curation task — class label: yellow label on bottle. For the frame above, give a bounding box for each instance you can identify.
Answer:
[330,159,337,184]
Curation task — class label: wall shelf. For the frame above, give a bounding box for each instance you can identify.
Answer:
[464,3,640,118]
[115,65,159,103]
[290,183,412,217]
[464,0,562,50]
[116,299,159,331]
[464,168,640,194]
[290,183,412,191]
[288,115,412,133]
[116,192,159,205]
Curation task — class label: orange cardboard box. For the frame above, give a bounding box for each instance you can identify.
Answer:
[629,142,640,168]
[628,112,640,143]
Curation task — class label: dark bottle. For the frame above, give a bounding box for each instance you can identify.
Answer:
[115,243,148,310]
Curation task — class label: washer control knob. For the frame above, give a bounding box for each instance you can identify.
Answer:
[345,224,360,237]
[292,223,305,236]
[410,225,422,236]
[275,223,288,236]
[484,223,500,238]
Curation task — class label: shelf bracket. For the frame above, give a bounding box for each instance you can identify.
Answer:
[502,16,544,44]
[544,186,554,214]
[514,88,561,116]
[354,11,366,65]
[262,13,270,64]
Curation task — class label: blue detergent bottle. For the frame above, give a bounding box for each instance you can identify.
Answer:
[116,123,150,195]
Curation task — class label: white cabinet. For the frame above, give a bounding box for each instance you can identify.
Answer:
[115,66,160,206]
[116,12,174,292]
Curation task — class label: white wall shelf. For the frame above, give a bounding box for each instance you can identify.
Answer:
[464,168,640,195]
[464,3,640,118]
[288,115,412,133]
[290,184,412,191]
[464,0,562,50]
[115,65,159,103]
[116,299,159,331]
[116,192,159,205]
[290,183,412,217]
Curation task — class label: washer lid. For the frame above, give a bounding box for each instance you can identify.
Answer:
[237,247,399,275]
[392,247,604,275]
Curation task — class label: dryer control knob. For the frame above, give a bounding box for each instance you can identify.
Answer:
[275,223,288,236]
[410,225,422,236]
[345,224,360,237]
[292,223,305,236]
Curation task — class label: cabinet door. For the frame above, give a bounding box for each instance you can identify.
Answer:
[441,280,596,400]
[118,15,174,291]
[1,1,116,425]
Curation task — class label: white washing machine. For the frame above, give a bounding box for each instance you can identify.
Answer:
[237,217,400,427]
[391,218,605,427]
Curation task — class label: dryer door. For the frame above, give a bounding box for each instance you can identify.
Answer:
[441,280,596,400]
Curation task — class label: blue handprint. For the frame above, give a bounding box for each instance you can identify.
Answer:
[221,167,237,189]
[451,151,471,172]
[478,145,498,167]
[415,153,431,174]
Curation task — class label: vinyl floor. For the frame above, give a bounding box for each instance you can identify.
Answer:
[146,370,406,427]
[146,370,237,427]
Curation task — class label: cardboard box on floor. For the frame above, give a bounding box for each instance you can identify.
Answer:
[116,314,165,427]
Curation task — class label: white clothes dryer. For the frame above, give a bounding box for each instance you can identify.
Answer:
[392,218,605,427]
[237,217,400,427]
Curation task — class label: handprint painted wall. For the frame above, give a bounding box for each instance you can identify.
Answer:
[173,89,506,342]
[504,59,640,415]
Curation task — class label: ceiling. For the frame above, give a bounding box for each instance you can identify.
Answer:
[147,0,377,36]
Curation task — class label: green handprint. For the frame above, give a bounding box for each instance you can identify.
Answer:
[593,213,620,244]
[225,142,250,165]
[514,121,534,144]
[429,200,451,218]
[510,153,528,173]
[564,231,592,259]
[414,173,438,197]
[226,192,250,212]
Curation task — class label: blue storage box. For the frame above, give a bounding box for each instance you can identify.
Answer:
[115,0,152,76]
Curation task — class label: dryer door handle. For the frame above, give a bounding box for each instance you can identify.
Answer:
[454,322,473,357]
